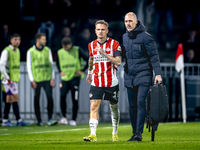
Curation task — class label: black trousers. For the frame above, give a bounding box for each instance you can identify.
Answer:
[127,83,150,134]
[60,77,80,121]
[34,81,53,122]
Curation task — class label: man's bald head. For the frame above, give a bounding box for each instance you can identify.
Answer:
[125,12,137,20]
[124,12,137,31]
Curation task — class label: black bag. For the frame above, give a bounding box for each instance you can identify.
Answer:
[146,83,168,141]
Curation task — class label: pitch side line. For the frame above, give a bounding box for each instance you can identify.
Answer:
[0,126,128,136]
[0,124,179,136]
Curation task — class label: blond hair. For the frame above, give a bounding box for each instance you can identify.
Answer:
[95,20,109,28]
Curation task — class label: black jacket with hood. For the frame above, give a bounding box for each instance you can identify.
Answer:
[122,20,162,88]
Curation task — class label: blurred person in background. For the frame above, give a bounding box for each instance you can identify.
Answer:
[147,0,173,50]
[105,0,126,32]
[179,27,200,63]
[178,0,200,29]
[59,0,80,30]
[37,19,55,48]
[57,37,88,126]
[81,0,105,29]
[185,49,197,63]
[51,26,74,60]
[74,28,93,56]
[37,0,59,23]
[26,33,57,126]
[0,24,11,51]
[0,33,28,126]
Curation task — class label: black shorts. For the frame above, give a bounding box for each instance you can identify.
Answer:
[89,84,119,104]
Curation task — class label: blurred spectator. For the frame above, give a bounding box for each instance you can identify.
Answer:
[81,0,105,29]
[180,26,199,44]
[37,0,59,23]
[62,27,71,37]
[59,0,80,30]
[186,29,198,43]
[0,24,11,52]
[52,27,74,59]
[105,0,126,31]
[179,27,200,63]
[37,20,55,48]
[178,0,200,29]
[75,28,93,56]
[147,0,173,50]
[185,49,197,63]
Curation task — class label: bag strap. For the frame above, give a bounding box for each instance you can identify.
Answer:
[151,127,155,141]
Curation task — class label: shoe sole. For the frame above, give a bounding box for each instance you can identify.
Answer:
[112,139,119,142]
[134,137,142,141]
[83,138,97,142]
[128,139,137,141]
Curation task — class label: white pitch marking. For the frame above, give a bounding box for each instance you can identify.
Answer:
[0,129,8,131]
[0,125,131,136]
[102,127,112,129]
[0,128,87,136]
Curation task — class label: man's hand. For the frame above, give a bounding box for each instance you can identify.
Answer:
[86,74,92,83]
[31,81,37,89]
[95,46,104,54]
[50,79,56,88]
[154,75,162,84]
[60,72,65,76]
[75,70,84,76]
[59,83,63,88]
[95,46,121,67]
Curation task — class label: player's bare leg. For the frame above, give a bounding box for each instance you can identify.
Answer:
[83,99,101,142]
[109,102,120,141]
[90,100,101,120]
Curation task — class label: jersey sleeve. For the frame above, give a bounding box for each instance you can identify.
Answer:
[88,43,93,57]
[113,40,122,57]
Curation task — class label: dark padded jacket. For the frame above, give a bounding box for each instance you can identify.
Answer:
[122,21,162,88]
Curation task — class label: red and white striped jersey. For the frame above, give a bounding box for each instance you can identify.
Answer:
[88,37,121,87]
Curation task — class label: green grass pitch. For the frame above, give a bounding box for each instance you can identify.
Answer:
[0,122,200,150]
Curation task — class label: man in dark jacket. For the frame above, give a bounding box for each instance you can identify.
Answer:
[123,12,162,141]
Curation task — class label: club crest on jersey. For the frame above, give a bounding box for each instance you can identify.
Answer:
[89,93,93,98]
[105,48,111,53]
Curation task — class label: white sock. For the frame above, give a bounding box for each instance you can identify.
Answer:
[110,103,120,135]
[89,118,98,136]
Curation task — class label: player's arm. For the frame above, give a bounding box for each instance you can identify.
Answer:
[0,49,10,83]
[95,46,122,67]
[49,49,55,87]
[27,50,37,89]
[86,57,93,83]
[88,57,93,72]
[86,43,94,84]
